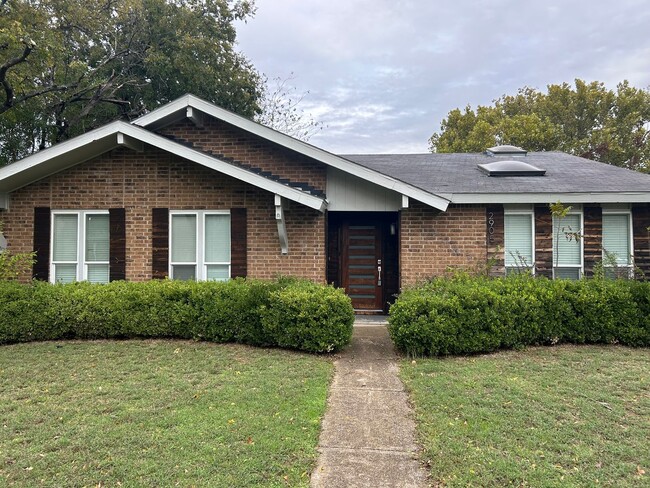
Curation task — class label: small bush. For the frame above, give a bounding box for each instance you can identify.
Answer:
[0,250,36,281]
[0,278,354,353]
[389,275,650,356]
[261,280,354,353]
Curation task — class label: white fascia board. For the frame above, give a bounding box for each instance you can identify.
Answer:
[133,94,193,127]
[120,124,326,212]
[450,192,650,204]
[0,121,126,190]
[134,95,450,211]
[0,121,326,212]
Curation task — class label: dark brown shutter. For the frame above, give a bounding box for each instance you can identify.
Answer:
[327,214,341,287]
[109,208,126,281]
[583,206,602,277]
[32,207,51,281]
[632,203,650,277]
[230,208,247,278]
[534,205,553,278]
[152,208,169,279]
[486,205,504,276]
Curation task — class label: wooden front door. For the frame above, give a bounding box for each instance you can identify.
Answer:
[341,223,383,311]
[327,212,399,313]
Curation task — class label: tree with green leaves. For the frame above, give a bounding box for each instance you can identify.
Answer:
[0,0,263,165]
[430,79,650,172]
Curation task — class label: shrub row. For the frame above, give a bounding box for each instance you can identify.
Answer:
[0,278,354,353]
[389,276,650,356]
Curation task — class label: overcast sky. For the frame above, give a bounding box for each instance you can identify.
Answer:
[236,0,650,154]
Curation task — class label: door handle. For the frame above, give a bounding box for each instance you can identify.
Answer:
[377,265,382,286]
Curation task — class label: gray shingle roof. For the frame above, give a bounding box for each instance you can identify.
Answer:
[341,152,650,195]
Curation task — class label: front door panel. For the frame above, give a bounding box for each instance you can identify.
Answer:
[343,224,382,311]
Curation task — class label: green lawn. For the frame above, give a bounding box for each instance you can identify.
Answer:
[0,340,333,487]
[401,346,649,487]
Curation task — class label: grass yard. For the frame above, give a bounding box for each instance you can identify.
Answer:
[0,340,333,487]
[401,346,649,487]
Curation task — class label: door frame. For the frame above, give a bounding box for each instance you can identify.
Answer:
[327,211,399,313]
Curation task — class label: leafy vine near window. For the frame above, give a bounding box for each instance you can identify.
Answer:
[0,220,35,281]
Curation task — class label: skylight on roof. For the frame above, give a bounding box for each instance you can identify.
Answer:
[486,145,528,156]
[477,160,546,177]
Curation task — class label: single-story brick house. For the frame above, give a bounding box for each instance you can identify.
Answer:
[1,95,650,312]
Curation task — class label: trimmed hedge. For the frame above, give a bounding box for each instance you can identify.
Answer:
[389,276,650,356]
[0,278,354,353]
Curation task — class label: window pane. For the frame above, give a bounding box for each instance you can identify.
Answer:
[504,214,533,267]
[602,214,631,265]
[54,264,77,283]
[553,215,581,266]
[87,264,109,284]
[53,214,78,261]
[85,214,109,262]
[171,215,196,262]
[206,264,229,281]
[554,267,580,280]
[172,265,196,281]
[205,214,231,262]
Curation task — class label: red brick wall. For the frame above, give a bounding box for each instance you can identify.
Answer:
[161,119,327,192]
[400,202,487,285]
[2,147,325,282]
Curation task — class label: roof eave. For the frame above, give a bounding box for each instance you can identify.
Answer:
[449,192,650,204]
[134,95,450,211]
[0,121,327,212]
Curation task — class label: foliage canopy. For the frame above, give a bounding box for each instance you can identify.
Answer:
[0,0,263,165]
[430,79,650,172]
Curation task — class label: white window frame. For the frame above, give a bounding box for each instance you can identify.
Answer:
[601,208,633,277]
[552,209,584,279]
[50,210,110,283]
[169,210,231,281]
[504,208,535,275]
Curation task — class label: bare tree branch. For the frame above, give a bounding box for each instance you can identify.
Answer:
[0,40,34,111]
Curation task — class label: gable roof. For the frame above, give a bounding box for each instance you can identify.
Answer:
[133,94,451,211]
[3,94,650,211]
[345,152,650,204]
[0,121,327,211]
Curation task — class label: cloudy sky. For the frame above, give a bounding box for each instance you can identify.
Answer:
[236,0,650,154]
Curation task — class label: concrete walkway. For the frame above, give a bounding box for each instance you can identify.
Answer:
[311,319,428,487]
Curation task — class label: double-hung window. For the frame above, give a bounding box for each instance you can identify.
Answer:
[553,211,583,279]
[51,211,110,283]
[602,210,633,277]
[504,210,534,274]
[170,211,231,281]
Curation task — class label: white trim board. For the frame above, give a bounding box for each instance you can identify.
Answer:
[449,192,650,204]
[133,94,450,211]
[0,122,326,212]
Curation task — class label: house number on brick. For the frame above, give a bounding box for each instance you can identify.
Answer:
[487,212,495,243]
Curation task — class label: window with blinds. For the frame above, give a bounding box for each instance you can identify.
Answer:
[504,213,534,274]
[553,213,582,279]
[602,213,632,277]
[170,211,231,281]
[51,211,109,284]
